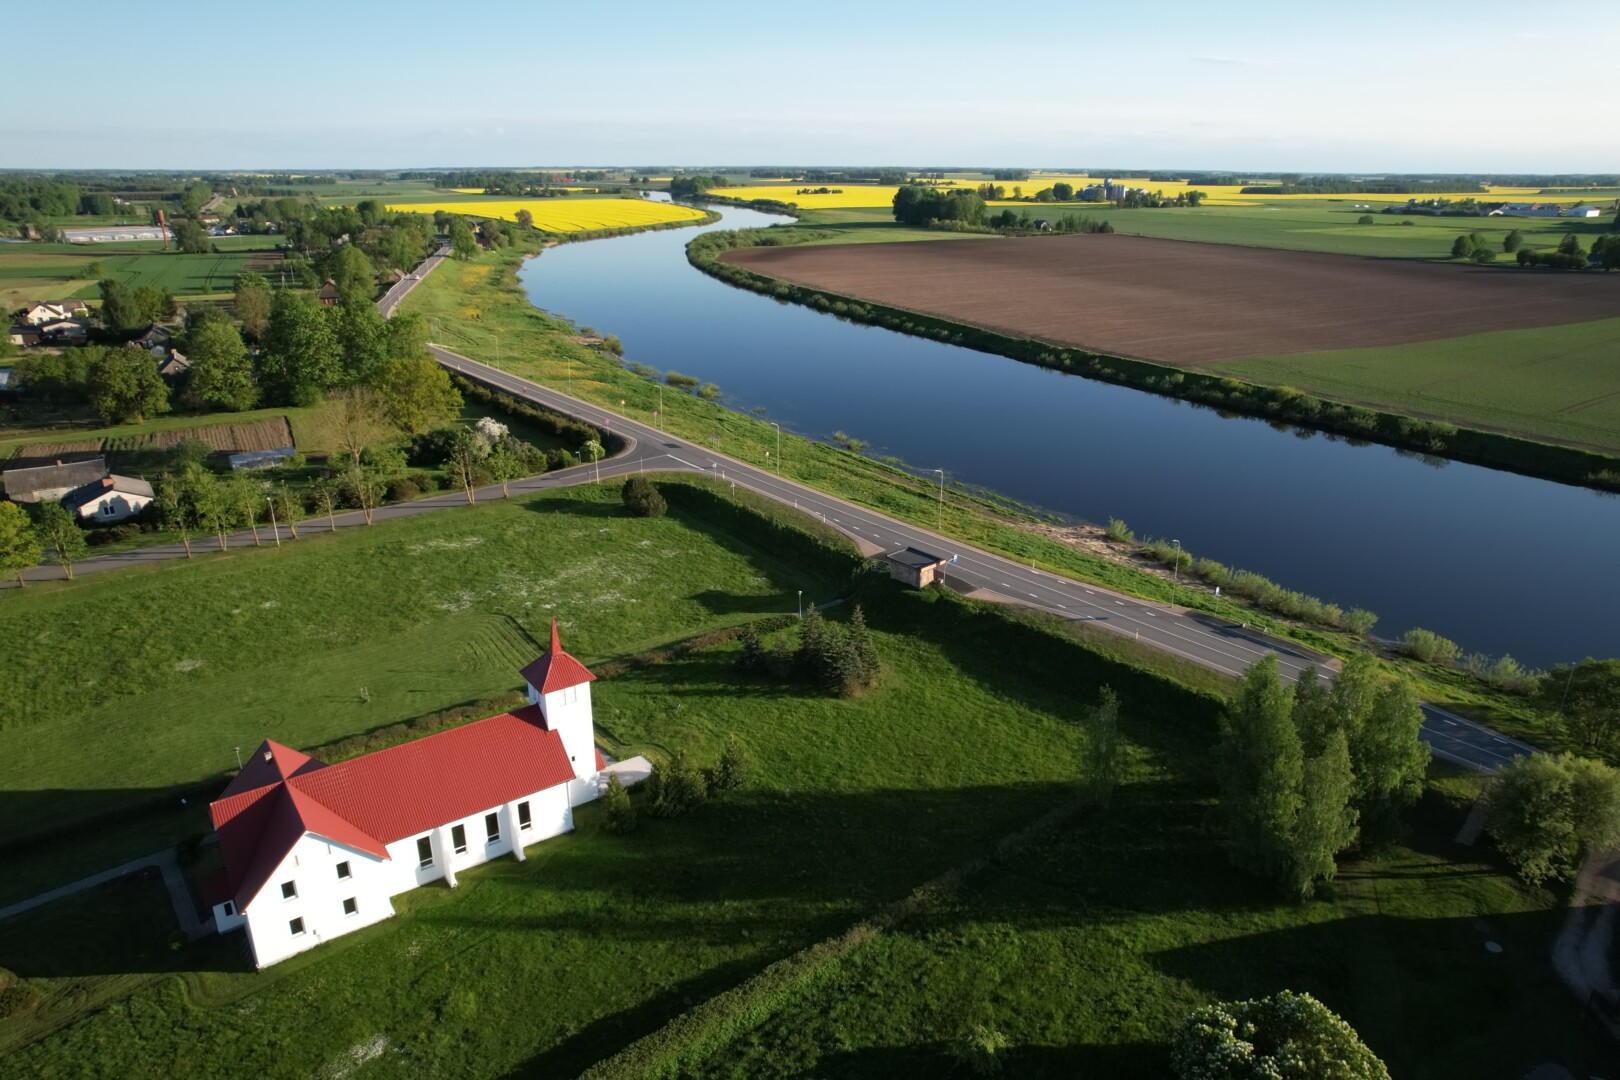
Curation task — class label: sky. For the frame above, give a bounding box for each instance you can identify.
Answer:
[6,0,1618,173]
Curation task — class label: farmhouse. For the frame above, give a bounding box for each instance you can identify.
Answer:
[19,300,88,326]
[3,456,110,504]
[205,622,611,968]
[60,474,155,523]
[316,278,341,306]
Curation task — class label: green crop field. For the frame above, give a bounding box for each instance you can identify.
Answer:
[798,200,1614,260]
[0,561,1602,1076]
[1215,316,1620,455]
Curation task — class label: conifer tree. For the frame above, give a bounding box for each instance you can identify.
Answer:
[602,771,636,833]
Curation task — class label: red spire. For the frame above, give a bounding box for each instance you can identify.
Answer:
[519,620,597,696]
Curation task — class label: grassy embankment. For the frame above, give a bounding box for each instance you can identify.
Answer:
[397,235,1554,740]
[1,524,1602,1076]
[0,479,854,906]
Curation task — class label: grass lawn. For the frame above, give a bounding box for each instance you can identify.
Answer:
[0,481,854,892]
[1214,317,1620,455]
[1,583,1599,1077]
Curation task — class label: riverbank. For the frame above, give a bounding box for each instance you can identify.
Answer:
[397,230,1559,748]
[687,224,1620,494]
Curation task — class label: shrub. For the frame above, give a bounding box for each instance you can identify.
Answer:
[948,1024,1008,1076]
[602,771,635,833]
[386,479,420,502]
[1171,990,1389,1080]
[621,476,667,517]
[1344,608,1379,637]
[665,371,700,391]
[1357,214,1374,225]
[1104,518,1134,544]
[0,966,14,992]
[0,983,41,1019]
[1402,627,1461,664]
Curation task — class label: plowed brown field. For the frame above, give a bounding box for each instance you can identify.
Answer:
[721,235,1620,364]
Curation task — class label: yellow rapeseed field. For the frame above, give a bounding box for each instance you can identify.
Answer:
[710,176,1580,210]
[384,198,707,233]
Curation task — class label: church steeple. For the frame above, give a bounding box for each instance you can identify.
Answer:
[518,620,598,781]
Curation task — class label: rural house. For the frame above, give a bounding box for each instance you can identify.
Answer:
[2,456,110,504]
[316,278,341,306]
[205,622,614,968]
[19,300,88,325]
[60,474,155,523]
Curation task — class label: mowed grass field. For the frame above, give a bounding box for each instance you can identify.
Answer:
[2,573,1602,1077]
[0,482,849,888]
[383,197,707,233]
[1216,316,1620,454]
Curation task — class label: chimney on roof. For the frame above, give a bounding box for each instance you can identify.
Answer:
[263,749,273,762]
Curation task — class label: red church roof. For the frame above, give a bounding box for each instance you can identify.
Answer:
[210,706,576,911]
[519,620,597,696]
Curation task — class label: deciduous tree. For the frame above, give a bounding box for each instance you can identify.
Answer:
[233,272,273,340]
[86,346,171,423]
[1171,990,1390,1080]
[186,320,257,411]
[260,291,342,406]
[0,502,42,587]
[1218,655,1303,884]
[1486,753,1620,885]
[1541,658,1620,755]
[153,471,197,557]
[32,501,87,581]
[373,354,461,436]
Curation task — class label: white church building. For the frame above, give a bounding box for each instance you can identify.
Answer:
[205,621,607,968]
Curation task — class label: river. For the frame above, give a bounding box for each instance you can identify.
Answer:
[519,204,1618,667]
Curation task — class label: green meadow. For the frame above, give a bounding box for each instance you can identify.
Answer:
[0,481,851,902]
[1,563,1601,1077]
[1216,317,1620,455]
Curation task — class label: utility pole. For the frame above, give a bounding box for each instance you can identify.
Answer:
[1171,539,1181,607]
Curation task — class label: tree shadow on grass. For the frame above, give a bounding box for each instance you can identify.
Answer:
[1148,906,1611,1079]
[800,1040,1164,1079]
[0,868,237,978]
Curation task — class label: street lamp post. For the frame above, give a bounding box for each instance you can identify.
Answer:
[933,468,945,530]
[266,497,280,548]
[1171,539,1181,607]
[771,423,781,473]
[798,590,803,618]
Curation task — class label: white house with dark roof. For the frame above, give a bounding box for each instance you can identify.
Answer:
[61,474,154,523]
[19,300,88,326]
[203,622,626,968]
